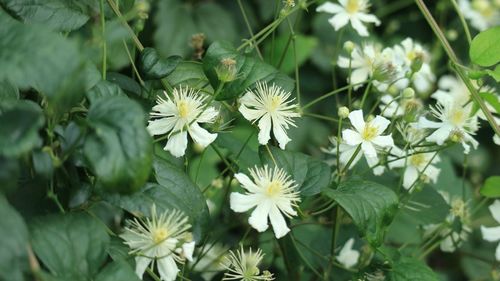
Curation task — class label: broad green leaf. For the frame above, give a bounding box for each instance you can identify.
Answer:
[84,96,153,193]
[0,195,29,281]
[106,157,210,240]
[0,156,20,192]
[264,34,319,74]
[0,79,19,101]
[166,61,213,91]
[0,100,44,158]
[0,9,86,111]
[215,133,260,171]
[106,72,143,97]
[30,212,110,280]
[95,260,140,281]
[139,47,182,80]
[388,257,439,281]
[86,80,126,104]
[203,41,295,101]
[480,176,500,198]
[193,2,238,45]
[323,180,398,246]
[402,185,448,225]
[480,92,500,114]
[32,149,54,179]
[259,146,331,196]
[486,65,500,82]
[470,26,500,67]
[0,0,92,31]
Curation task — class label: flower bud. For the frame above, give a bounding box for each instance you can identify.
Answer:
[343,41,355,53]
[447,29,458,41]
[402,87,415,99]
[338,106,349,119]
[449,130,464,143]
[373,62,397,83]
[410,52,424,73]
[135,0,150,20]
[388,85,399,96]
[215,57,238,82]
[283,0,295,8]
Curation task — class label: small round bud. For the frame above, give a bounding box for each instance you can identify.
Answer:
[402,88,415,99]
[449,130,464,143]
[447,29,458,41]
[338,106,350,119]
[343,41,355,53]
[410,52,424,73]
[215,57,237,82]
[388,85,399,96]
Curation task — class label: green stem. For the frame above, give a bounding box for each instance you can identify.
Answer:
[302,81,366,110]
[359,80,372,109]
[237,0,263,59]
[99,0,107,80]
[450,0,472,45]
[340,144,362,176]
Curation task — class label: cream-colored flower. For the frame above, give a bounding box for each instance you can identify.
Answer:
[388,147,440,190]
[459,0,500,31]
[239,82,300,149]
[316,0,381,37]
[480,200,500,261]
[230,166,300,239]
[120,205,195,281]
[222,246,274,281]
[336,238,360,268]
[148,86,219,157]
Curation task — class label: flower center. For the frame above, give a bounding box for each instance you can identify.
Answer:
[409,153,426,168]
[472,0,494,18]
[265,181,282,197]
[449,108,466,126]
[451,198,466,218]
[268,96,282,112]
[346,0,360,13]
[361,124,378,141]
[177,101,190,118]
[152,228,169,244]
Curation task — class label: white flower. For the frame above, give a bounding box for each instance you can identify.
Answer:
[494,134,500,145]
[338,43,379,87]
[239,82,300,149]
[148,86,219,157]
[316,0,381,37]
[459,0,500,31]
[336,238,360,268]
[342,109,394,163]
[481,200,500,261]
[230,165,300,239]
[222,246,274,281]
[120,205,195,281]
[388,147,440,190]
[191,243,229,280]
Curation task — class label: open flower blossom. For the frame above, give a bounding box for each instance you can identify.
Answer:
[459,0,500,31]
[480,200,500,261]
[222,246,274,281]
[342,109,394,165]
[230,165,300,239]
[148,86,219,157]
[239,81,300,149]
[388,147,440,190]
[316,0,381,37]
[336,238,360,268]
[120,205,195,281]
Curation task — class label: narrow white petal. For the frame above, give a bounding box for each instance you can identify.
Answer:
[366,156,384,175]
[198,107,219,123]
[248,201,271,232]
[371,116,391,134]
[273,121,291,150]
[182,241,196,262]
[165,132,188,157]
[372,135,394,148]
[188,123,217,148]
[496,243,500,261]
[134,257,151,279]
[350,68,370,84]
[316,2,343,13]
[257,114,272,145]
[481,226,500,242]
[350,17,369,37]
[147,118,176,136]
[426,125,452,145]
[418,116,442,129]
[234,173,260,193]
[239,105,265,122]
[489,200,500,223]
[357,13,381,25]
[269,206,290,239]
[230,193,260,213]
[328,13,350,30]
[424,165,440,184]
[403,166,419,190]
[336,238,360,268]
[342,129,363,146]
[348,110,366,133]
[361,141,377,158]
[157,256,179,281]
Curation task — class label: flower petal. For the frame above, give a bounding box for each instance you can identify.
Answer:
[426,125,452,145]
[328,13,350,30]
[269,205,290,239]
[182,241,196,262]
[342,129,363,146]
[230,193,260,213]
[165,131,188,157]
[489,200,500,224]
[147,118,176,136]
[234,173,260,193]
[239,105,265,122]
[336,238,360,268]
[403,166,419,190]
[357,13,381,25]
[248,201,271,232]
[496,243,500,261]
[316,2,343,13]
[273,120,291,150]
[198,106,219,123]
[350,17,369,37]
[372,135,394,148]
[371,115,391,134]
[188,123,217,148]
[134,257,151,279]
[481,226,500,242]
[257,114,272,145]
[157,256,179,281]
[348,110,366,133]
[361,141,377,158]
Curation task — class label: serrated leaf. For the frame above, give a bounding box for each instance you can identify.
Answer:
[388,257,439,281]
[139,47,182,80]
[203,41,295,100]
[323,180,398,246]
[30,212,110,280]
[0,195,29,281]
[259,145,331,196]
[480,176,500,198]
[0,100,44,158]
[470,26,500,67]
[0,0,92,31]
[84,96,153,193]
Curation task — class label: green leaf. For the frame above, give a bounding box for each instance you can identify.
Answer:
[166,61,213,91]
[486,65,500,82]
[106,72,143,97]
[30,212,110,279]
[264,34,319,74]
[95,260,141,281]
[388,257,439,281]
[0,195,29,281]
[323,180,398,246]
[259,146,331,196]
[193,2,238,45]
[86,80,127,104]
[0,79,19,101]
[470,26,500,67]
[0,156,20,192]
[203,41,295,101]
[139,48,182,80]
[215,133,260,171]
[32,149,54,179]
[106,157,209,240]
[480,176,500,198]
[0,100,44,158]
[480,92,500,114]
[0,9,86,111]
[0,0,92,31]
[84,96,153,193]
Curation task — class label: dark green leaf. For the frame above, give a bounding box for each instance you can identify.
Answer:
[203,41,294,100]
[193,2,238,45]
[0,156,20,192]
[0,195,29,281]
[259,145,331,196]
[0,100,44,158]
[30,212,110,279]
[95,260,141,281]
[0,79,19,101]
[480,176,500,198]
[139,47,182,80]
[264,34,318,74]
[166,61,213,91]
[388,257,439,281]
[470,26,500,67]
[0,0,92,31]
[215,133,260,171]
[86,80,127,104]
[84,96,153,193]
[106,72,143,97]
[32,149,54,179]
[323,180,398,246]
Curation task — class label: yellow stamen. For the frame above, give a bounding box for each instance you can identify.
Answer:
[265,181,282,197]
[152,228,168,244]
[449,109,466,126]
[268,96,282,112]
[346,0,360,13]
[409,153,426,167]
[178,101,189,118]
[361,125,378,141]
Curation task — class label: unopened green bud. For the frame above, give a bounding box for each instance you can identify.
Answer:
[135,0,150,20]
[388,85,399,95]
[344,41,355,53]
[338,106,349,118]
[449,130,464,143]
[402,88,415,99]
[215,57,237,82]
[447,29,458,41]
[410,52,424,73]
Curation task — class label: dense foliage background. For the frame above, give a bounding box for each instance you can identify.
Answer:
[0,0,499,280]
